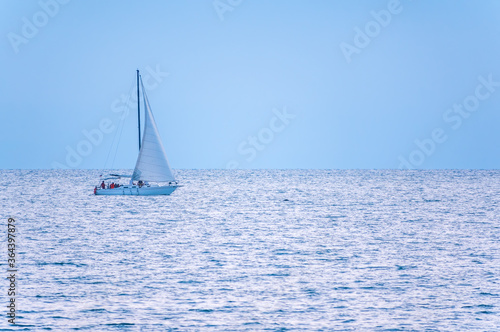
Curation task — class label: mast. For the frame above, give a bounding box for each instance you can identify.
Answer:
[137,69,141,151]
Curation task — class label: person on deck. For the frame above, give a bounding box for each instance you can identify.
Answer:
[101,181,105,189]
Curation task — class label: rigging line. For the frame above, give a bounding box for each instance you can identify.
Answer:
[109,81,135,170]
[110,105,128,170]
[103,78,135,171]
[103,116,120,170]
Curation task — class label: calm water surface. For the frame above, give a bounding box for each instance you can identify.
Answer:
[1,170,499,331]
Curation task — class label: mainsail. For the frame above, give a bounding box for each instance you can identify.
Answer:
[131,79,175,183]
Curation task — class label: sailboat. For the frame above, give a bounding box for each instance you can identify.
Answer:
[95,70,179,196]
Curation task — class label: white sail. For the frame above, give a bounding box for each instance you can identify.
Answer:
[131,80,175,183]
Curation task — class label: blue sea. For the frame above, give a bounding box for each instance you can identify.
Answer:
[1,169,499,331]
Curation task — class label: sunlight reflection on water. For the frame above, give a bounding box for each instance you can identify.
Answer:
[1,169,499,330]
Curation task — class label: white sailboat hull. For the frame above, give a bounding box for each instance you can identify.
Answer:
[94,71,181,196]
[95,185,178,196]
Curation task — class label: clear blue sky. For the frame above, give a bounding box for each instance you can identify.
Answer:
[1,0,499,169]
